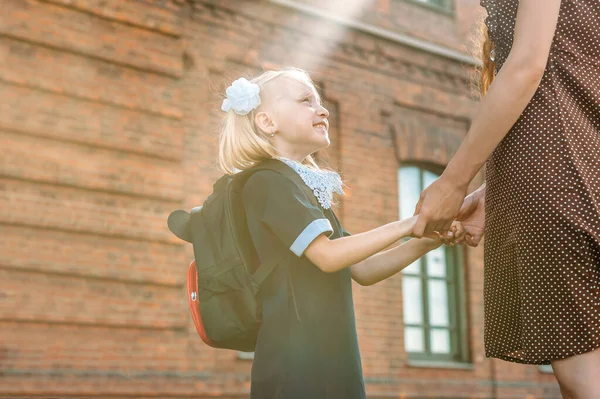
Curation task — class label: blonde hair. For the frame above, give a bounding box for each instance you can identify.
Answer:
[475,19,496,97]
[218,67,322,174]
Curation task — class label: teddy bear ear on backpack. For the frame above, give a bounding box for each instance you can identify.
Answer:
[167,209,193,243]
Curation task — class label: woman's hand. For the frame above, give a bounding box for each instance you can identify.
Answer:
[412,176,468,238]
[456,185,486,247]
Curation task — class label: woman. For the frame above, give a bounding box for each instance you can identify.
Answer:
[413,0,600,397]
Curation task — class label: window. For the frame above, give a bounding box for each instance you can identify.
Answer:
[411,0,453,12]
[237,351,254,360]
[398,165,468,363]
[539,364,553,373]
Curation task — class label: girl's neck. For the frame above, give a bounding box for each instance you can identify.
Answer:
[277,155,303,164]
[274,150,309,163]
[273,140,321,163]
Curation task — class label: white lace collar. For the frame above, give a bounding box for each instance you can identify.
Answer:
[277,157,345,209]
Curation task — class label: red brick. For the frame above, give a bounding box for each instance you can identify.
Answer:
[0,37,183,118]
[0,84,183,160]
[1,0,183,77]
[1,131,184,200]
[0,178,178,243]
[0,225,186,285]
[1,269,187,328]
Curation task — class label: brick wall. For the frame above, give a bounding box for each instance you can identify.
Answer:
[0,0,560,397]
[287,0,466,51]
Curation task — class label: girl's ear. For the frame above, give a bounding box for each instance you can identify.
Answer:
[255,111,277,136]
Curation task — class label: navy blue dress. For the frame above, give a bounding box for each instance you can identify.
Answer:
[243,170,366,399]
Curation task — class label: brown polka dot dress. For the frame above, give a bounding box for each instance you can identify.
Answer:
[482,0,600,365]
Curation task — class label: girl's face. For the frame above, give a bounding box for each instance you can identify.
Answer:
[263,77,330,160]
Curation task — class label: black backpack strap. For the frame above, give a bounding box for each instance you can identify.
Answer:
[252,251,285,284]
[189,206,214,266]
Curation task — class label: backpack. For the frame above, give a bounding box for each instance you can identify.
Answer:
[167,159,317,352]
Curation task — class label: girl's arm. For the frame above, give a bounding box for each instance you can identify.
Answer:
[412,0,563,236]
[303,216,420,273]
[350,238,441,286]
[350,221,465,285]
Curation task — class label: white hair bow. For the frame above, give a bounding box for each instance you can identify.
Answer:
[221,78,261,115]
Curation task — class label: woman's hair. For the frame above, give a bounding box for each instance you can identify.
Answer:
[218,67,321,174]
[474,19,496,97]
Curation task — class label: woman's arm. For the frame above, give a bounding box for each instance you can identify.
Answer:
[349,238,441,286]
[412,0,563,237]
[303,216,420,273]
[444,0,562,188]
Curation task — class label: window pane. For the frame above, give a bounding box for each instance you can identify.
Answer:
[430,329,451,354]
[539,364,554,373]
[398,165,465,362]
[415,0,446,7]
[423,170,439,189]
[402,258,422,275]
[426,247,446,277]
[428,280,449,326]
[403,276,423,324]
[399,167,421,219]
[405,327,424,352]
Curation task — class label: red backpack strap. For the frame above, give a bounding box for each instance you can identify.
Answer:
[187,260,217,347]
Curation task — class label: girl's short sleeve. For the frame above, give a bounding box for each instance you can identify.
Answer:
[243,171,334,256]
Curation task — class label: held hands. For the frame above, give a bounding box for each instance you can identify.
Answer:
[411,176,486,248]
[456,184,486,247]
[406,217,467,247]
[443,221,467,247]
[412,176,468,238]
[426,220,467,247]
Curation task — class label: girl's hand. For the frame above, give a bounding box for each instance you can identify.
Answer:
[407,215,455,241]
[428,221,466,247]
[446,221,467,246]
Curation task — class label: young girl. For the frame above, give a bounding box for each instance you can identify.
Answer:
[218,68,464,398]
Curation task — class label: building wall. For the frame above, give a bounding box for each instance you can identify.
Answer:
[1,0,560,397]
[278,0,464,50]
